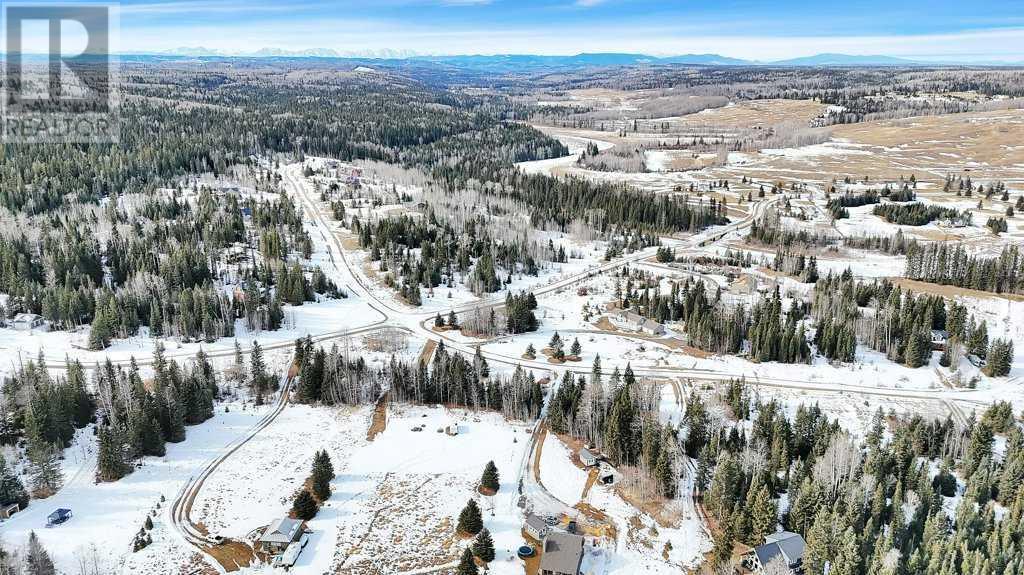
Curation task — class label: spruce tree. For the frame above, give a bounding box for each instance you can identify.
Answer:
[0,455,28,508]
[480,461,500,494]
[292,489,318,520]
[472,528,495,562]
[456,499,483,535]
[25,531,56,575]
[311,450,334,501]
[97,427,131,482]
[456,547,478,575]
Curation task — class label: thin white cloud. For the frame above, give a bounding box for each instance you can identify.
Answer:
[114,15,1024,63]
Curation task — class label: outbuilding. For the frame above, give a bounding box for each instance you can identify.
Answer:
[12,313,47,332]
[1,503,19,519]
[578,448,599,468]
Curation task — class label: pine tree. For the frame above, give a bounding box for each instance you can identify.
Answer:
[0,455,28,508]
[97,426,131,482]
[25,531,56,575]
[480,461,500,494]
[456,547,478,575]
[292,489,318,520]
[24,416,63,497]
[472,528,495,562]
[456,499,483,535]
[311,450,333,501]
[569,338,582,357]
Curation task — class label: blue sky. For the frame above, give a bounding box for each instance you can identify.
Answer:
[46,0,1024,60]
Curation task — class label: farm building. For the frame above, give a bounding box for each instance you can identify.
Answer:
[524,513,550,540]
[578,448,600,467]
[258,517,305,554]
[1,503,19,519]
[744,531,806,574]
[539,531,585,575]
[11,313,47,332]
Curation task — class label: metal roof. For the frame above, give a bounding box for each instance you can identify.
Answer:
[260,518,303,544]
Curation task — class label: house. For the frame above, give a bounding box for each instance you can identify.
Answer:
[12,313,47,332]
[46,508,72,526]
[578,448,599,468]
[539,531,585,575]
[640,318,666,336]
[1,503,19,519]
[745,531,806,574]
[608,309,644,332]
[258,517,305,554]
[930,330,950,351]
[524,513,550,540]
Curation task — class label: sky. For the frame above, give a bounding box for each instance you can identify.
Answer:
[12,0,1024,62]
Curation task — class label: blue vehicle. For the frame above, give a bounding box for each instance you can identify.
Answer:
[46,508,72,527]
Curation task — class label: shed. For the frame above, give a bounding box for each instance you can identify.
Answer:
[578,448,599,468]
[258,518,305,554]
[12,313,47,332]
[524,513,550,540]
[0,503,19,519]
[539,531,584,575]
[930,330,950,351]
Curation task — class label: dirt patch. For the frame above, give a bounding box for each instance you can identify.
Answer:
[418,339,439,364]
[203,540,255,572]
[573,502,619,540]
[615,481,682,529]
[581,468,599,500]
[367,392,389,442]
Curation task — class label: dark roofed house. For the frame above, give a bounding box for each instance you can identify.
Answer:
[258,518,305,554]
[746,531,806,574]
[540,531,584,575]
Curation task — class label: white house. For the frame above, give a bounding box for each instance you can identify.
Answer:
[607,309,644,331]
[608,309,665,336]
[640,318,666,336]
[524,513,550,540]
